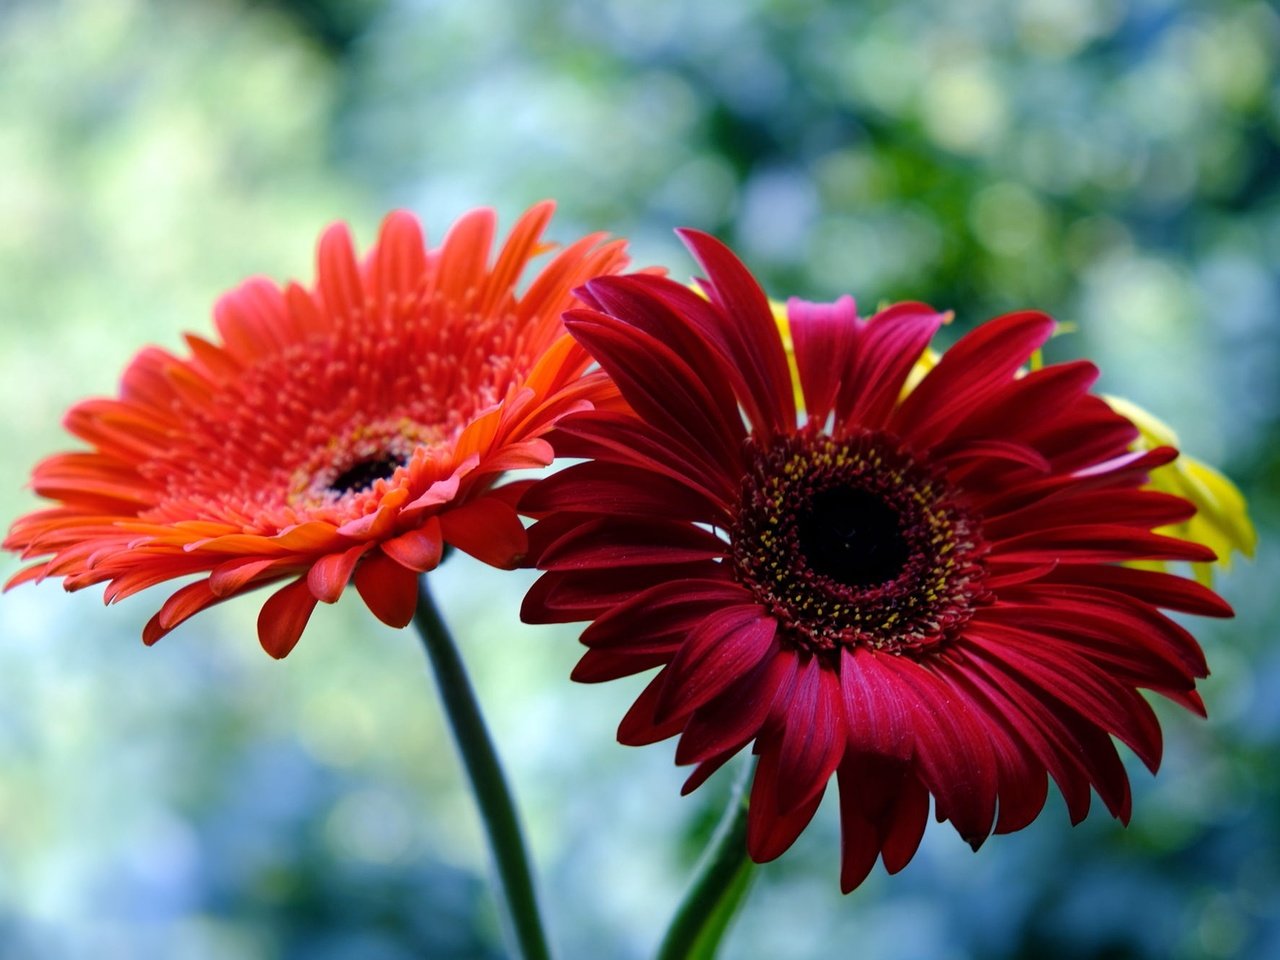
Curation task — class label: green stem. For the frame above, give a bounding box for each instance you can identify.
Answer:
[414,576,554,960]
[655,758,756,960]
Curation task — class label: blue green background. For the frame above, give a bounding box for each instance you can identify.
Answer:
[0,1,1275,957]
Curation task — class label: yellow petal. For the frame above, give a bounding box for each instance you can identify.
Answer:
[1105,395,1255,581]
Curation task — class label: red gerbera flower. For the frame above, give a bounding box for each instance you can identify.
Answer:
[6,202,631,658]
[521,231,1233,892]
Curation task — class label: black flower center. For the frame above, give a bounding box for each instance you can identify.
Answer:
[732,428,989,655]
[285,417,443,510]
[329,453,405,495]
[798,488,909,587]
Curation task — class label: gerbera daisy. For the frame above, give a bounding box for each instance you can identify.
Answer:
[6,202,631,658]
[521,230,1234,892]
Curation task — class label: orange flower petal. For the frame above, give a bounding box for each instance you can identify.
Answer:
[381,518,444,573]
[354,552,419,628]
[307,543,372,604]
[258,578,320,659]
[142,579,222,646]
[440,497,528,569]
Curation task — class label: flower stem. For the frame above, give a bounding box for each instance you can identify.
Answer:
[414,576,554,960]
[655,759,756,960]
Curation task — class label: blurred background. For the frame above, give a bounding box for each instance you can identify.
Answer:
[0,0,1276,957]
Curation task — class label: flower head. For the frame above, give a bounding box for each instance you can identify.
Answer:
[521,231,1233,892]
[6,202,631,657]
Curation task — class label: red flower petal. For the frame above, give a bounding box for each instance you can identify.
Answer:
[983,489,1197,539]
[836,753,930,892]
[617,669,694,746]
[142,579,223,646]
[891,311,1056,449]
[571,646,681,684]
[380,518,445,573]
[944,360,1100,445]
[934,654,1051,835]
[964,642,1134,823]
[966,626,1164,772]
[574,579,753,685]
[353,552,419,628]
[981,591,1209,677]
[208,556,294,597]
[550,412,738,509]
[654,607,777,722]
[536,516,726,572]
[839,648,915,759]
[1037,564,1234,618]
[788,295,859,425]
[258,578,320,659]
[306,544,371,604]
[933,438,1051,475]
[520,460,727,526]
[747,741,826,862]
[676,229,797,438]
[316,222,365,326]
[572,274,744,430]
[836,301,945,430]
[874,655,999,848]
[371,211,429,303]
[676,644,798,766]
[680,748,743,796]
[564,309,745,471]
[580,578,750,652]
[439,497,528,569]
[990,524,1217,564]
[436,207,496,305]
[773,659,845,815]
[521,562,729,624]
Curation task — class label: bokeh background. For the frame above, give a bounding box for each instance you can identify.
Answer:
[0,0,1276,957]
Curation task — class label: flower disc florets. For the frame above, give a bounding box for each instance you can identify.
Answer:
[734,427,988,655]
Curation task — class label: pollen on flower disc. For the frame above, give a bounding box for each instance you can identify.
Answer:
[733,428,988,656]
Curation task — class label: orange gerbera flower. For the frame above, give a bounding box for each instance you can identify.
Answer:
[5,202,631,657]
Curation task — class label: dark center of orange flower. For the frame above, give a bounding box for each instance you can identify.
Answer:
[285,417,442,511]
[329,453,407,495]
[732,428,989,656]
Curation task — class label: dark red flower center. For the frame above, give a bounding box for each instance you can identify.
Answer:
[732,428,989,656]
[797,487,910,588]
